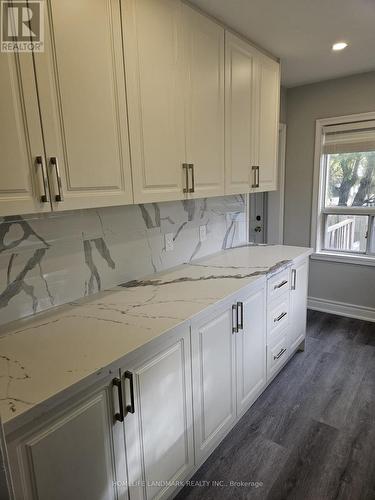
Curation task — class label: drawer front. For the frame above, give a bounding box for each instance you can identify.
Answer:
[267,293,290,340]
[267,334,289,380]
[267,268,290,301]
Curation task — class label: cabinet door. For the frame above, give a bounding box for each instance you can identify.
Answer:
[184,6,225,199]
[0,52,50,216]
[254,54,280,192]
[225,32,257,195]
[290,259,309,352]
[191,300,236,463]
[8,380,128,500]
[236,285,267,415]
[33,0,133,211]
[124,325,194,500]
[122,0,186,203]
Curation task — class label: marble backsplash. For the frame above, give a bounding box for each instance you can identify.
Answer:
[0,195,247,327]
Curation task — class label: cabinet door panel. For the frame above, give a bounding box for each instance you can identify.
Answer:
[184,6,224,198]
[34,0,133,210]
[225,33,257,195]
[123,0,186,203]
[290,259,309,351]
[8,383,127,500]
[125,327,193,500]
[191,302,236,462]
[236,286,266,414]
[0,52,49,216]
[256,55,280,192]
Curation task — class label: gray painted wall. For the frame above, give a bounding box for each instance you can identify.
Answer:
[284,71,375,308]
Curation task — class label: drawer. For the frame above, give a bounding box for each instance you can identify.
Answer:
[267,334,289,380]
[267,268,290,301]
[267,292,290,340]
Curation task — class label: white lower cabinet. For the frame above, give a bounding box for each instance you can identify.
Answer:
[191,298,237,463]
[191,281,267,462]
[8,379,128,500]
[235,283,267,415]
[289,258,309,352]
[6,257,310,500]
[123,325,194,500]
[265,259,309,382]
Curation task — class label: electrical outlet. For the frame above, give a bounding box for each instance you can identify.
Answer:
[199,225,207,242]
[165,233,174,252]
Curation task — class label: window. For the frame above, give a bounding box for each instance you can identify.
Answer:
[313,114,375,264]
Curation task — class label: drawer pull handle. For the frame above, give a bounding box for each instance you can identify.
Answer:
[124,370,135,414]
[232,304,238,334]
[274,348,286,360]
[113,377,124,422]
[274,311,287,323]
[274,280,288,290]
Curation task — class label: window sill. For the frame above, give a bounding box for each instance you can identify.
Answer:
[311,251,375,267]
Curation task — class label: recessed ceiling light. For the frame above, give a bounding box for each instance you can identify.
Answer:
[332,42,348,51]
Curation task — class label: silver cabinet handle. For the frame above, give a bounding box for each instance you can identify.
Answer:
[274,311,287,323]
[36,156,49,203]
[182,163,189,193]
[113,378,124,422]
[273,347,286,360]
[188,164,195,193]
[50,157,64,202]
[251,165,260,188]
[291,269,297,290]
[124,371,135,414]
[232,304,238,334]
[251,165,257,188]
[274,280,288,290]
[237,301,244,330]
[257,166,260,187]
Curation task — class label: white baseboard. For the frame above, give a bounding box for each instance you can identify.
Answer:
[308,297,375,323]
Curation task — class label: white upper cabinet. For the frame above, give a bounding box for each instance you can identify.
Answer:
[123,0,225,203]
[0,52,49,216]
[33,0,133,211]
[122,0,187,204]
[1,0,280,217]
[183,6,225,199]
[225,31,280,195]
[255,53,280,192]
[225,32,257,195]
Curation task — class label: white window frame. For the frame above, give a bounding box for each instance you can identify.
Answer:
[311,111,375,267]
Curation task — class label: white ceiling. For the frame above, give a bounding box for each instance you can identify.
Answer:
[190,0,375,87]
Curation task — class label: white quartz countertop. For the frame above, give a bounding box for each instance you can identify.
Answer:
[0,244,312,432]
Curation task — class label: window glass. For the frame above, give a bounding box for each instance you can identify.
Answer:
[324,215,368,253]
[325,152,375,208]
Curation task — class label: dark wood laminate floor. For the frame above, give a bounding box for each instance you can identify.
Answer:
[176,311,375,500]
